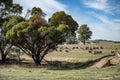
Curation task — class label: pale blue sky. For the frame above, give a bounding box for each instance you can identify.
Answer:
[13,0,120,41]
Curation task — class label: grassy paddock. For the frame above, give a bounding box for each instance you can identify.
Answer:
[0,42,120,80]
[0,64,120,80]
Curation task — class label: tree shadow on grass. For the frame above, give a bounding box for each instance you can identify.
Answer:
[0,54,115,70]
[45,60,93,70]
[46,53,115,70]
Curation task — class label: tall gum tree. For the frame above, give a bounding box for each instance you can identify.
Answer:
[0,0,23,63]
[78,24,92,45]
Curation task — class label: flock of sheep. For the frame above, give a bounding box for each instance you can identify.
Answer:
[55,45,104,55]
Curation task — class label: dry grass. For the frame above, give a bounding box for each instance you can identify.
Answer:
[0,42,120,80]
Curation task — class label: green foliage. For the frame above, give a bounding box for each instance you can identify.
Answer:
[28,7,47,29]
[49,11,78,36]
[38,26,48,36]
[44,26,65,44]
[78,24,92,44]
[0,0,22,18]
[29,17,47,28]
[49,11,66,26]
[3,15,24,33]
[57,24,69,32]
[31,7,46,17]
[0,0,13,16]
[6,21,31,41]
[0,0,13,7]
[0,0,12,26]
[6,20,68,64]
[6,22,68,45]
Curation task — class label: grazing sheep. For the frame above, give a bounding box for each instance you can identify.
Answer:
[96,47,99,49]
[93,51,102,54]
[95,51,98,54]
[65,50,69,53]
[100,46,103,49]
[59,49,62,52]
[88,50,92,54]
[76,47,79,49]
[111,51,114,53]
[99,51,102,54]
[93,47,96,50]
[72,47,75,49]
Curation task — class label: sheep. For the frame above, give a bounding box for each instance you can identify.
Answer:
[93,47,96,50]
[65,50,69,53]
[96,47,99,49]
[99,51,102,54]
[100,46,103,49]
[76,47,79,49]
[59,49,62,52]
[72,47,76,49]
[88,50,92,54]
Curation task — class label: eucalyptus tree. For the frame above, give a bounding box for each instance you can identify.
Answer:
[6,7,69,65]
[0,0,23,63]
[78,24,92,45]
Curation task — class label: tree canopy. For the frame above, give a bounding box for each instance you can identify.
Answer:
[0,0,23,63]
[49,11,78,37]
[3,15,25,33]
